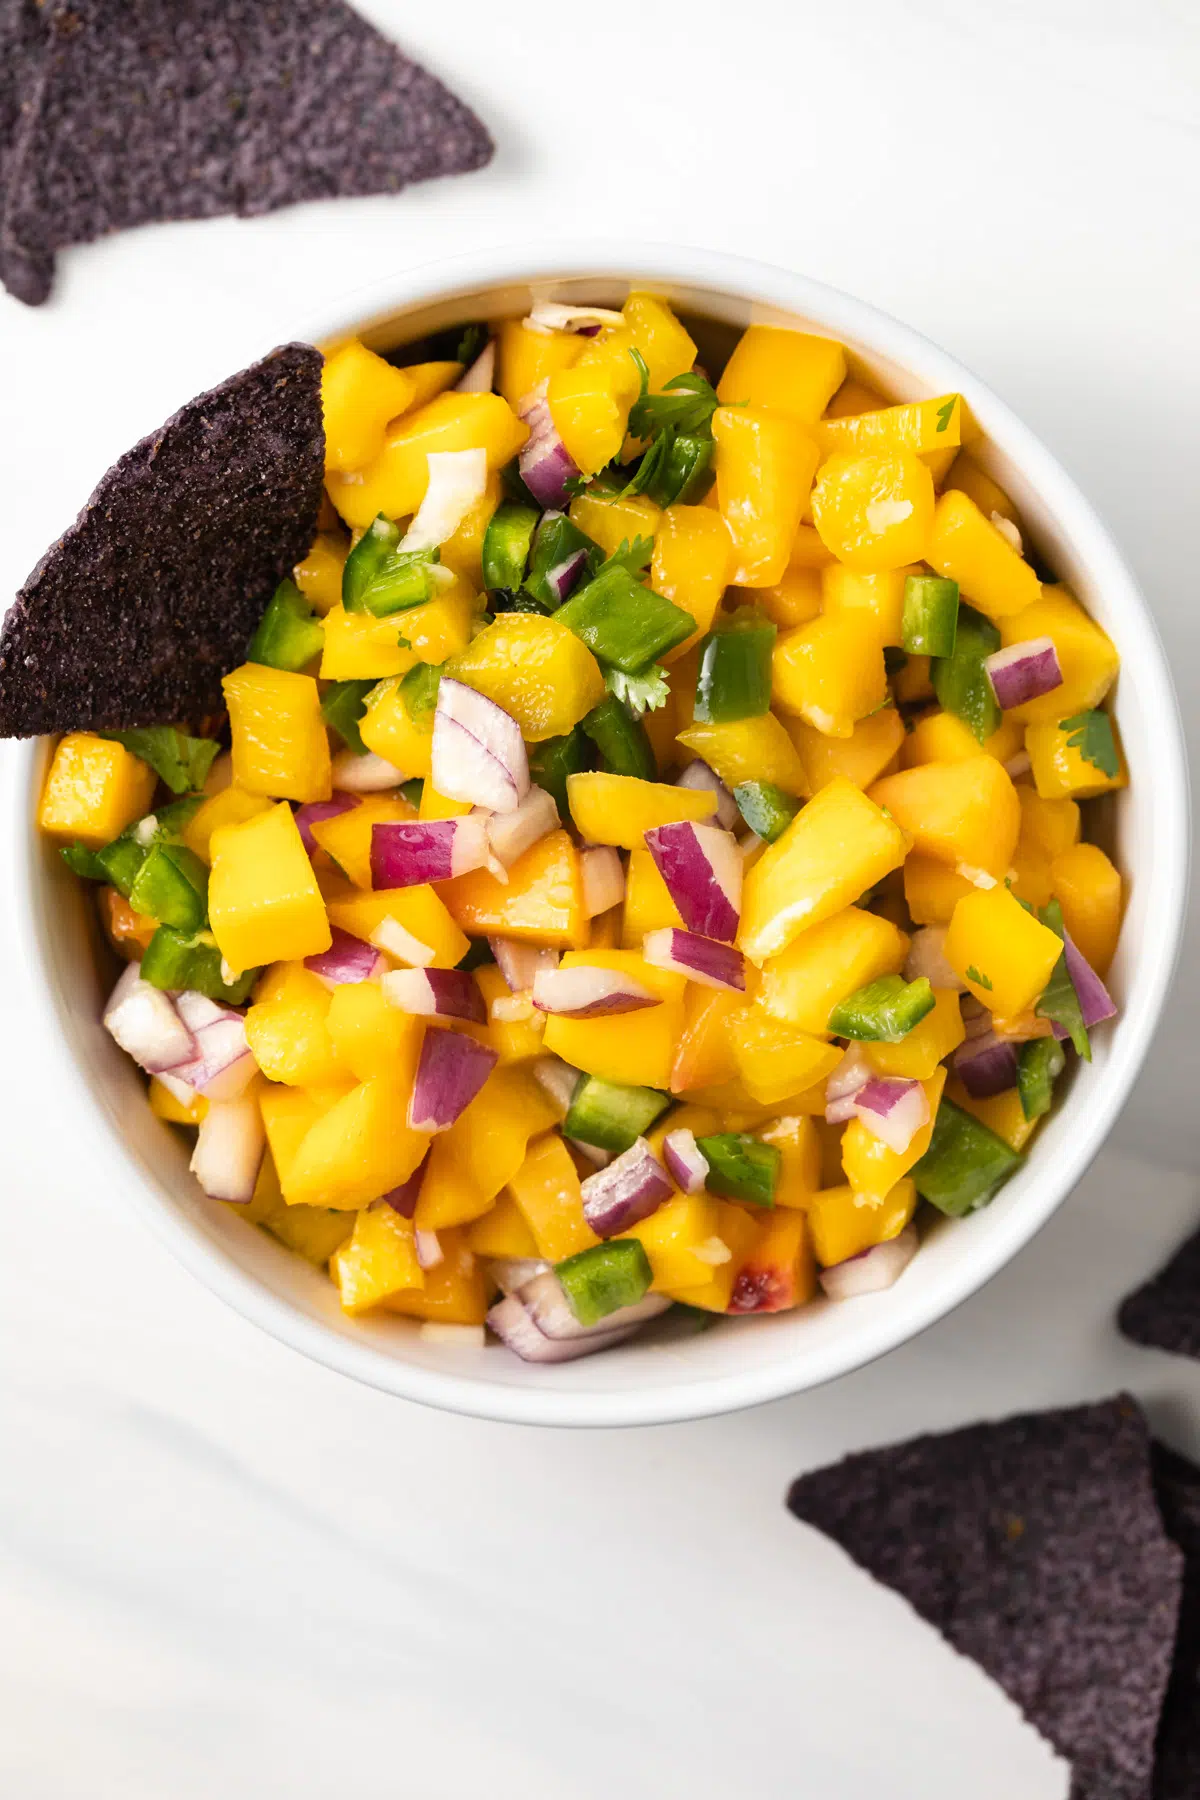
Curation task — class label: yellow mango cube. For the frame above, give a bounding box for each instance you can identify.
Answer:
[414,1134,492,1231]
[566,770,716,850]
[757,1113,822,1209]
[38,732,156,847]
[1025,716,1128,802]
[750,566,823,630]
[318,605,415,682]
[260,1083,352,1195]
[496,319,583,409]
[209,802,331,974]
[717,326,846,423]
[418,1063,559,1228]
[245,966,344,1087]
[1018,786,1081,861]
[449,612,605,741]
[788,521,836,568]
[926,489,1040,619]
[870,756,1020,880]
[998,587,1120,725]
[474,965,546,1063]
[149,1077,207,1125]
[359,676,434,778]
[287,1077,428,1209]
[310,793,416,890]
[326,392,528,528]
[438,473,502,590]
[621,847,684,947]
[464,1194,540,1259]
[772,612,888,737]
[324,880,468,969]
[842,1068,946,1202]
[903,855,973,925]
[547,357,639,476]
[670,985,745,1094]
[621,1192,723,1292]
[900,707,1023,769]
[944,884,1064,1016]
[1051,842,1123,977]
[385,1229,488,1325]
[403,361,463,408]
[728,1007,842,1105]
[418,780,473,822]
[810,450,934,572]
[223,664,331,804]
[758,906,909,1035]
[713,405,820,586]
[507,1132,600,1262]
[787,707,904,791]
[440,829,586,949]
[321,340,417,474]
[677,713,808,796]
[808,1177,918,1267]
[650,504,732,658]
[660,1202,759,1311]
[182,786,273,863]
[943,451,1018,525]
[944,1076,1039,1153]
[815,393,964,459]
[331,1202,423,1313]
[569,491,662,561]
[325,979,424,1084]
[619,292,697,391]
[824,377,888,419]
[293,531,349,615]
[542,949,685,1088]
[820,563,918,647]
[739,777,908,964]
[866,987,965,1079]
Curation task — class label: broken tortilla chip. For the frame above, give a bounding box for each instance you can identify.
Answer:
[1150,1442,1200,1799]
[1118,1226,1200,1362]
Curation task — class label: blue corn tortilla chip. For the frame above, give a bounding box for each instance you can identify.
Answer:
[1,0,492,305]
[787,1396,1183,1800]
[1150,1442,1200,1799]
[0,342,323,735]
[1118,1226,1200,1361]
[0,0,53,303]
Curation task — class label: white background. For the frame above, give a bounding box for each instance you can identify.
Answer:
[1,2,1198,1793]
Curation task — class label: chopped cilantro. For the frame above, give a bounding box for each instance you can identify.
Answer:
[616,352,721,507]
[99,727,220,796]
[935,397,957,433]
[1061,709,1120,779]
[1035,900,1090,1059]
[454,323,487,365]
[965,965,993,991]
[626,352,721,439]
[605,664,670,716]
[596,535,654,581]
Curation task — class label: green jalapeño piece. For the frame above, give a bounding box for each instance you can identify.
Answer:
[828,975,936,1042]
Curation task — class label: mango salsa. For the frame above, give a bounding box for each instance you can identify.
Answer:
[39,732,156,846]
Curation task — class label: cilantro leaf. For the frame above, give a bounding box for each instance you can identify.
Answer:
[1034,899,1090,1059]
[60,842,107,880]
[455,323,487,365]
[627,352,721,439]
[935,397,957,433]
[1061,709,1120,780]
[99,727,220,795]
[965,964,993,991]
[605,664,670,716]
[596,535,654,581]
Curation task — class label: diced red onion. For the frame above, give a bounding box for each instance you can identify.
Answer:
[489,938,560,994]
[544,547,589,603]
[642,927,746,993]
[644,821,742,942]
[294,792,358,855]
[984,636,1063,710]
[330,749,407,793]
[517,1269,671,1340]
[402,448,489,553]
[580,1137,673,1236]
[409,1029,498,1133]
[432,677,529,814]
[104,962,196,1073]
[415,1228,444,1270]
[532,965,660,1019]
[382,966,486,1023]
[523,302,625,335]
[486,785,558,869]
[953,1031,1019,1098]
[819,1224,919,1300]
[567,1137,612,1169]
[850,1078,930,1154]
[305,926,387,987]
[488,1256,552,1296]
[517,393,581,510]
[382,1161,426,1218]
[370,916,436,968]
[454,339,496,393]
[663,1127,709,1194]
[166,995,256,1101]
[579,846,624,919]
[675,760,739,832]
[825,1044,872,1113]
[486,1294,639,1362]
[371,814,492,887]
[960,994,992,1040]
[905,925,965,991]
[1063,929,1118,1029]
[189,1093,265,1202]
[531,1054,580,1117]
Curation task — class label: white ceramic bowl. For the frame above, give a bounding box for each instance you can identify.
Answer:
[9,244,1189,1427]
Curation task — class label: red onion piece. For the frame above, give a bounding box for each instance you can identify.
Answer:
[644,821,741,942]
[330,749,406,793]
[819,1224,919,1300]
[825,1045,873,1124]
[532,965,660,1019]
[166,997,256,1101]
[676,759,739,832]
[530,1054,580,1116]
[488,1256,552,1296]
[524,302,625,335]
[294,792,358,855]
[1063,929,1118,1029]
[983,636,1063,710]
[904,925,965,991]
[104,962,196,1073]
[486,1294,638,1363]
[545,546,590,604]
[382,1161,427,1218]
[517,396,580,510]
[579,846,624,920]
[382,966,486,1023]
[409,1029,498,1133]
[953,1030,1019,1097]
[850,1078,930,1154]
[641,926,746,993]
[432,677,529,814]
[305,926,387,987]
[454,339,495,393]
[189,1093,265,1202]
[415,1227,444,1270]
[567,1137,612,1169]
[961,995,992,1040]
[517,1269,671,1340]
[663,1127,709,1194]
[580,1137,673,1236]
[370,815,492,887]
[486,785,558,869]
[489,938,560,994]
[370,917,436,968]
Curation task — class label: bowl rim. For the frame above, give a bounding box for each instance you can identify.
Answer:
[13,240,1191,1428]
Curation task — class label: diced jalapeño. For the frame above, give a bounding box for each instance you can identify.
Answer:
[342,514,441,617]
[1017,1036,1065,1120]
[696,1132,780,1206]
[581,696,656,781]
[555,565,695,673]
[140,927,259,1004]
[931,602,1001,743]
[828,975,936,1041]
[482,501,539,593]
[694,608,776,724]
[321,679,375,757]
[128,843,210,934]
[902,574,959,659]
[523,512,601,610]
[527,728,590,816]
[911,1097,1022,1215]
[732,780,801,843]
[563,1075,671,1154]
[247,578,325,672]
[556,1239,654,1327]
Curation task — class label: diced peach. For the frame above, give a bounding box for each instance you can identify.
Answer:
[659,1201,760,1311]
[670,985,745,1093]
[385,1230,488,1324]
[757,1113,822,1209]
[621,1191,723,1293]
[727,1209,816,1312]
[331,1202,423,1312]
[99,888,159,958]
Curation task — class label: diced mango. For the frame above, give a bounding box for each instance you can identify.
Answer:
[820,563,920,646]
[101,884,165,960]
[310,793,416,890]
[650,504,732,657]
[750,566,823,629]
[419,780,474,822]
[438,472,502,590]
[727,1209,817,1312]
[209,802,331,974]
[440,829,586,949]
[900,707,1023,770]
[507,1132,600,1262]
[757,1114,822,1209]
[621,1192,725,1293]
[943,451,1018,525]
[326,980,424,1084]
[403,361,464,408]
[998,587,1119,725]
[810,450,934,572]
[245,966,344,1087]
[287,1077,428,1210]
[385,1230,489,1325]
[474,965,546,1062]
[331,1202,424,1313]
[547,355,639,475]
[587,906,623,951]
[359,676,434,778]
[496,319,583,409]
[717,326,846,423]
[1051,842,1123,977]
[670,984,744,1093]
[414,1134,492,1232]
[727,1006,842,1106]
[865,987,965,1079]
[260,1082,352,1197]
[419,1063,559,1225]
[713,405,820,586]
[621,847,684,947]
[149,1077,207,1125]
[815,393,965,460]
[449,612,605,741]
[758,905,909,1035]
[944,1076,1039,1153]
[661,1202,760,1311]
[944,884,1064,1016]
[569,491,662,561]
[870,756,1020,880]
[619,292,698,391]
[841,1068,946,1202]
[294,531,349,615]
[567,770,716,849]
[788,521,836,568]
[739,777,908,964]
[894,653,934,705]
[542,949,685,1088]
[926,489,1040,620]
[321,340,417,473]
[807,1177,918,1267]
[464,1194,540,1259]
[182,786,273,863]
[318,605,417,682]
[1018,787,1081,862]
[677,714,808,796]
[1025,716,1128,801]
[324,880,468,969]
[824,377,889,419]
[786,707,905,791]
[772,612,888,737]
[223,664,331,804]
[903,855,973,925]
[38,732,156,847]
[325,392,528,528]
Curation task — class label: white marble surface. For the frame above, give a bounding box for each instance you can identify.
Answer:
[1,2,1198,1793]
